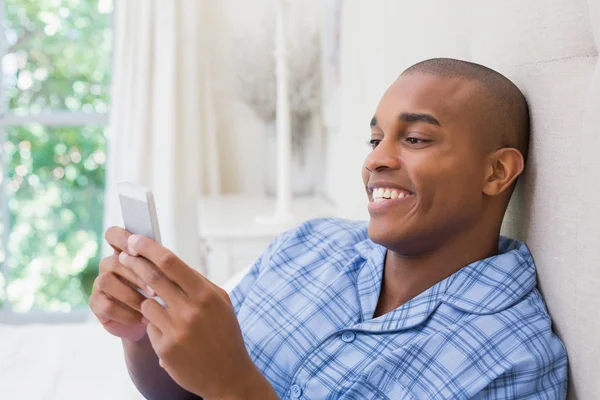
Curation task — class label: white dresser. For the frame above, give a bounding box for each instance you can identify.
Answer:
[198,195,336,285]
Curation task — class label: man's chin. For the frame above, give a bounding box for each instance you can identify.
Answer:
[367,220,429,255]
[367,220,405,248]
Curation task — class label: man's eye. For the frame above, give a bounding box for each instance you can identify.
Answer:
[366,139,381,149]
[405,137,429,145]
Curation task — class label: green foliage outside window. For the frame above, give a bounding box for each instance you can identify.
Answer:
[2,0,112,312]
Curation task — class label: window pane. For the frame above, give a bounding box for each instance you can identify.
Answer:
[5,125,106,312]
[3,0,113,114]
[0,160,5,309]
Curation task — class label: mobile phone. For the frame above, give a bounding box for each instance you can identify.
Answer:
[118,182,166,307]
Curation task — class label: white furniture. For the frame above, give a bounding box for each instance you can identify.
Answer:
[197,195,335,285]
[333,2,600,398]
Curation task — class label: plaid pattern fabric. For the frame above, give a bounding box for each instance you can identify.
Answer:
[230,218,568,400]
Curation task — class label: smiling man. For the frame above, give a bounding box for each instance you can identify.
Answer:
[91,58,568,399]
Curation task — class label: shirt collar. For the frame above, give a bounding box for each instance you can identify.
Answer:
[442,236,537,314]
[353,236,537,331]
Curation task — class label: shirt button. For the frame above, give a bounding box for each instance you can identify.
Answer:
[290,384,303,398]
[341,331,356,343]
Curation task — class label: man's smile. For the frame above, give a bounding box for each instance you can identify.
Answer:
[367,181,415,213]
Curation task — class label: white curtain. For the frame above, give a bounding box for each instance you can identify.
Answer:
[103,0,221,268]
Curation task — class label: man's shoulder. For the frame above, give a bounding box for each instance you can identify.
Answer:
[298,217,369,236]
[378,291,567,399]
[450,288,567,368]
[260,217,370,275]
[456,289,568,396]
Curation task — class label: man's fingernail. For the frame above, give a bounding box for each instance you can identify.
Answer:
[128,235,140,255]
[146,285,156,296]
[119,252,128,263]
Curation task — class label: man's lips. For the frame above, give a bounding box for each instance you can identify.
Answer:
[367,192,415,213]
[366,181,415,213]
[367,181,412,194]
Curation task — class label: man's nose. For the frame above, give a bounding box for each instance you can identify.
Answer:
[364,139,401,172]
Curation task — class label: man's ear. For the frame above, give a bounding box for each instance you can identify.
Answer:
[482,148,525,196]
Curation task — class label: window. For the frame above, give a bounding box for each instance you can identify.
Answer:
[0,0,113,323]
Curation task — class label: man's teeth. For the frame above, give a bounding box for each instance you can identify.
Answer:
[372,188,410,202]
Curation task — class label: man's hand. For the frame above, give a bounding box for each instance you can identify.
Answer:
[89,227,154,342]
[118,234,277,400]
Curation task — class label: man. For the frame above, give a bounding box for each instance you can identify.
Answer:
[91,58,568,399]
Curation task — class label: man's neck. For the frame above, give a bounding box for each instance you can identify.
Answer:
[373,228,500,318]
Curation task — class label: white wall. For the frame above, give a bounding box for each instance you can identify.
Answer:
[209,0,270,195]
[210,0,321,196]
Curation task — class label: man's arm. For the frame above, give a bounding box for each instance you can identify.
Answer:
[114,225,291,399]
[90,226,200,399]
[116,234,280,399]
[123,335,200,400]
[119,238,269,400]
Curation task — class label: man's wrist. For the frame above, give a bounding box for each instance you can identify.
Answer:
[221,362,278,400]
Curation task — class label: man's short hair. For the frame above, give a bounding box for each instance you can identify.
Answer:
[402,58,531,163]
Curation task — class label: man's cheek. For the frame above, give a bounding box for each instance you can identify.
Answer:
[418,178,455,214]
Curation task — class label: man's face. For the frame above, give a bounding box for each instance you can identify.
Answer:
[362,73,491,254]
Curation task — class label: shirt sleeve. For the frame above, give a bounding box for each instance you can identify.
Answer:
[228,227,295,316]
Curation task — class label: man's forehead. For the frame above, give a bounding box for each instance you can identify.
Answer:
[374,73,480,125]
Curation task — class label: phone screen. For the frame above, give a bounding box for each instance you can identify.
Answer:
[119,196,159,243]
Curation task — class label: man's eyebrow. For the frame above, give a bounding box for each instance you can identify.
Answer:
[399,112,441,127]
[370,113,441,128]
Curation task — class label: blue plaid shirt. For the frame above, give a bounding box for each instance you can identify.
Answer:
[230,218,568,399]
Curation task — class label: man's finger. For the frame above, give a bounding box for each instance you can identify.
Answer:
[141,298,171,333]
[100,254,154,297]
[90,291,147,326]
[127,235,203,294]
[94,272,147,313]
[146,322,163,355]
[105,226,132,254]
[119,252,185,307]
